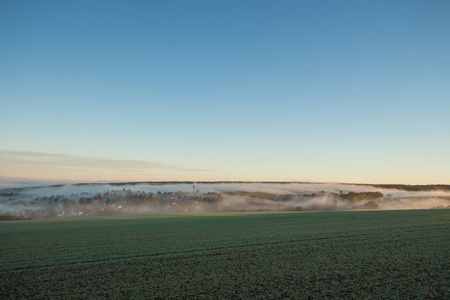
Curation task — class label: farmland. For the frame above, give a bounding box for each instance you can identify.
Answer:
[1,210,449,299]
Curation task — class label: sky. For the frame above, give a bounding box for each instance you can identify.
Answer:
[1,0,449,184]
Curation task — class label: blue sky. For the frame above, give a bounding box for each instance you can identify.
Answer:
[1,1,449,183]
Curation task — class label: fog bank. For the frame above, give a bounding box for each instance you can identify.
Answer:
[1,182,449,218]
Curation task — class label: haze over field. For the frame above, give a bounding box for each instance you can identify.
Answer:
[1,182,449,219]
[1,1,449,185]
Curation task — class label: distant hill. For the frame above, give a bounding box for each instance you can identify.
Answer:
[361,184,450,192]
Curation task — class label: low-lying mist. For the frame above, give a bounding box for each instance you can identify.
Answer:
[0,182,449,219]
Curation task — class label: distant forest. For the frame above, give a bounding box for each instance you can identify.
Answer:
[72,182,450,192]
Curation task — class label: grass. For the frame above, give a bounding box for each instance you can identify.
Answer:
[1,210,449,299]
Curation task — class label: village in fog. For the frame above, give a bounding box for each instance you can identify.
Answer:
[0,186,223,219]
[1,182,449,220]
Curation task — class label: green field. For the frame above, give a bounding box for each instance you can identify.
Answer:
[1,210,449,299]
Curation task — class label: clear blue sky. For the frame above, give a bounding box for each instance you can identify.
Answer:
[1,0,449,183]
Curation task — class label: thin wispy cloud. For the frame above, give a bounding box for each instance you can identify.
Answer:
[0,150,211,181]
